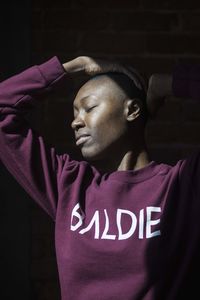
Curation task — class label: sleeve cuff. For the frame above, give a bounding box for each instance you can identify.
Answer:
[37,56,66,87]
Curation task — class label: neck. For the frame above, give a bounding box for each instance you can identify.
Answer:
[92,143,151,174]
[117,148,151,171]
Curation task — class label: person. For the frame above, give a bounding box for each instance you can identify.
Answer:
[0,55,200,300]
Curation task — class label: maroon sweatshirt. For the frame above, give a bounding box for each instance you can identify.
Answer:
[0,57,200,300]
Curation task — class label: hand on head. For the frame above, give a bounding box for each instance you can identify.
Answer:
[147,74,173,118]
[62,56,146,92]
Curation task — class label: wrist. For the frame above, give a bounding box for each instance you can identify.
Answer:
[160,74,173,97]
[149,74,172,100]
[62,57,85,74]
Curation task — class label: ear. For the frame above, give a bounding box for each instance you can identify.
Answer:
[125,98,142,122]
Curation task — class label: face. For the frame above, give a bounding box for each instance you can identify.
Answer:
[71,76,129,161]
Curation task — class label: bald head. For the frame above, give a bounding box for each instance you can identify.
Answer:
[82,72,146,102]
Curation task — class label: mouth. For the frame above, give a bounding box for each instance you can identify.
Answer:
[75,134,91,146]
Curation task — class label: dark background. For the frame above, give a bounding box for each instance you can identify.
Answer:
[1,0,200,299]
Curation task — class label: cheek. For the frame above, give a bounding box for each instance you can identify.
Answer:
[91,113,126,145]
[81,114,126,160]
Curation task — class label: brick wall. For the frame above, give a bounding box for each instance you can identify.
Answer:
[30,0,200,299]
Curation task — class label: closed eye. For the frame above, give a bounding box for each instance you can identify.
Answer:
[85,105,97,113]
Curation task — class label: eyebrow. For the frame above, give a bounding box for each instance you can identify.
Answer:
[73,95,97,110]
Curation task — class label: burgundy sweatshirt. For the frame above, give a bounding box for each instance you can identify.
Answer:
[1,57,200,300]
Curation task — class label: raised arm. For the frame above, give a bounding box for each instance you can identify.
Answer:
[146,63,200,117]
[0,55,137,219]
[0,56,67,220]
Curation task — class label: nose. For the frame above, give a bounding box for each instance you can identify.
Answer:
[71,115,85,131]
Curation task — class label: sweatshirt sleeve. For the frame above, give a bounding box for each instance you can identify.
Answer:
[172,64,200,100]
[0,56,69,220]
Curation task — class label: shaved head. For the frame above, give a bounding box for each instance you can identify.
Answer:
[86,72,145,99]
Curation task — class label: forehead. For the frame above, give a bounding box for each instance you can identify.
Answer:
[73,76,119,107]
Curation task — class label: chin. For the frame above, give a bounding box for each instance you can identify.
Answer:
[81,147,106,162]
[81,152,101,162]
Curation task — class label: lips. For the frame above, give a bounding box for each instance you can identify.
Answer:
[75,134,90,146]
